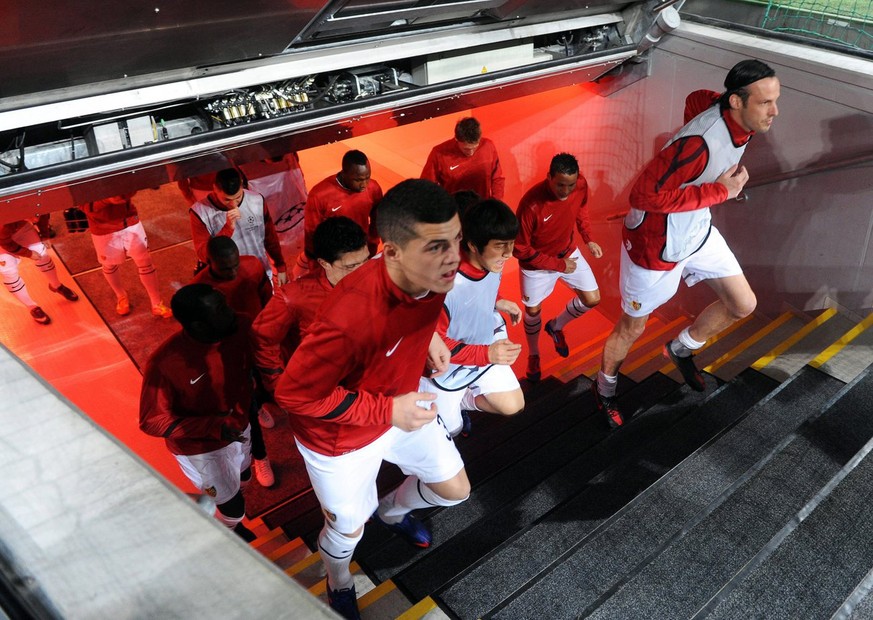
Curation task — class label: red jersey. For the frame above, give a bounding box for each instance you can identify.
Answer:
[190,255,272,321]
[273,257,445,456]
[83,195,140,236]
[436,256,498,367]
[421,137,505,200]
[303,174,382,257]
[252,270,334,393]
[0,221,35,257]
[513,177,592,272]
[139,320,253,456]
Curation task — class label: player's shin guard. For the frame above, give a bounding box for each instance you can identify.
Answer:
[318,524,362,591]
[523,311,542,355]
[4,276,37,307]
[379,476,468,524]
[554,297,589,331]
[35,255,62,288]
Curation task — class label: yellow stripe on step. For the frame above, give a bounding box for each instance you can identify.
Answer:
[604,316,690,376]
[358,579,396,609]
[308,562,360,596]
[704,311,794,374]
[284,549,321,576]
[265,537,305,562]
[751,307,837,370]
[397,596,439,620]
[658,313,754,375]
[810,312,873,368]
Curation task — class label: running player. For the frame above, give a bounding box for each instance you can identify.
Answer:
[189,168,288,284]
[593,59,778,429]
[294,150,382,278]
[420,198,524,437]
[513,153,603,381]
[421,117,506,200]
[139,284,258,542]
[273,179,469,620]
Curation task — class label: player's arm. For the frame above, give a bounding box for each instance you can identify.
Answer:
[490,145,506,200]
[301,191,324,258]
[251,292,297,394]
[420,148,441,184]
[629,136,728,214]
[366,183,384,253]
[274,325,394,426]
[188,209,217,263]
[260,201,287,283]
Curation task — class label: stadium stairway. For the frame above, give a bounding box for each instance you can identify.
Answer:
[249,305,873,619]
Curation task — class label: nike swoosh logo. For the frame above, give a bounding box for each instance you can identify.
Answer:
[449,164,461,170]
[190,373,206,385]
[331,206,342,212]
[385,338,403,357]
[544,214,553,222]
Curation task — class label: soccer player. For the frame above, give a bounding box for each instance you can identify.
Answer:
[82,192,172,319]
[274,179,469,620]
[139,284,258,542]
[421,117,506,200]
[420,198,524,437]
[294,150,382,278]
[252,216,369,397]
[593,59,779,429]
[189,168,288,284]
[192,236,275,486]
[0,219,79,324]
[513,153,603,382]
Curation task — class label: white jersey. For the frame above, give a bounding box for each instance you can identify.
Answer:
[433,262,505,391]
[190,190,271,275]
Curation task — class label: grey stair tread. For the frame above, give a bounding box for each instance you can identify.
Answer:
[583,367,873,620]
[491,366,843,620]
[815,315,873,383]
[358,374,679,587]
[761,312,857,382]
[705,433,873,619]
[437,371,774,620]
[710,314,808,381]
[844,569,873,620]
[628,315,768,384]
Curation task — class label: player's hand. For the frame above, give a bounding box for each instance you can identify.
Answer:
[220,424,248,444]
[563,257,578,274]
[276,271,288,286]
[495,299,522,325]
[226,207,242,228]
[488,339,523,365]
[587,241,603,259]
[426,332,451,377]
[391,392,438,431]
[716,164,749,200]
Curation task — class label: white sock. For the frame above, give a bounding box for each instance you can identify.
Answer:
[379,476,467,523]
[4,276,37,308]
[673,328,706,357]
[135,259,163,307]
[597,371,618,398]
[101,265,128,299]
[318,523,361,592]
[35,255,61,288]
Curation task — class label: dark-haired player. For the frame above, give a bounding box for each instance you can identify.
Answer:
[294,150,382,278]
[594,59,779,429]
[189,167,287,284]
[274,180,469,620]
[514,153,603,382]
[421,117,506,200]
[420,198,524,437]
[139,284,257,542]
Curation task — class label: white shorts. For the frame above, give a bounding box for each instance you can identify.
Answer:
[174,425,252,505]
[419,364,521,435]
[520,247,598,308]
[91,222,152,266]
[296,420,464,532]
[0,225,47,279]
[620,226,743,318]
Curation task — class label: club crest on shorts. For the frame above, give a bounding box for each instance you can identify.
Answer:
[323,508,338,523]
[631,300,642,311]
[204,486,217,497]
